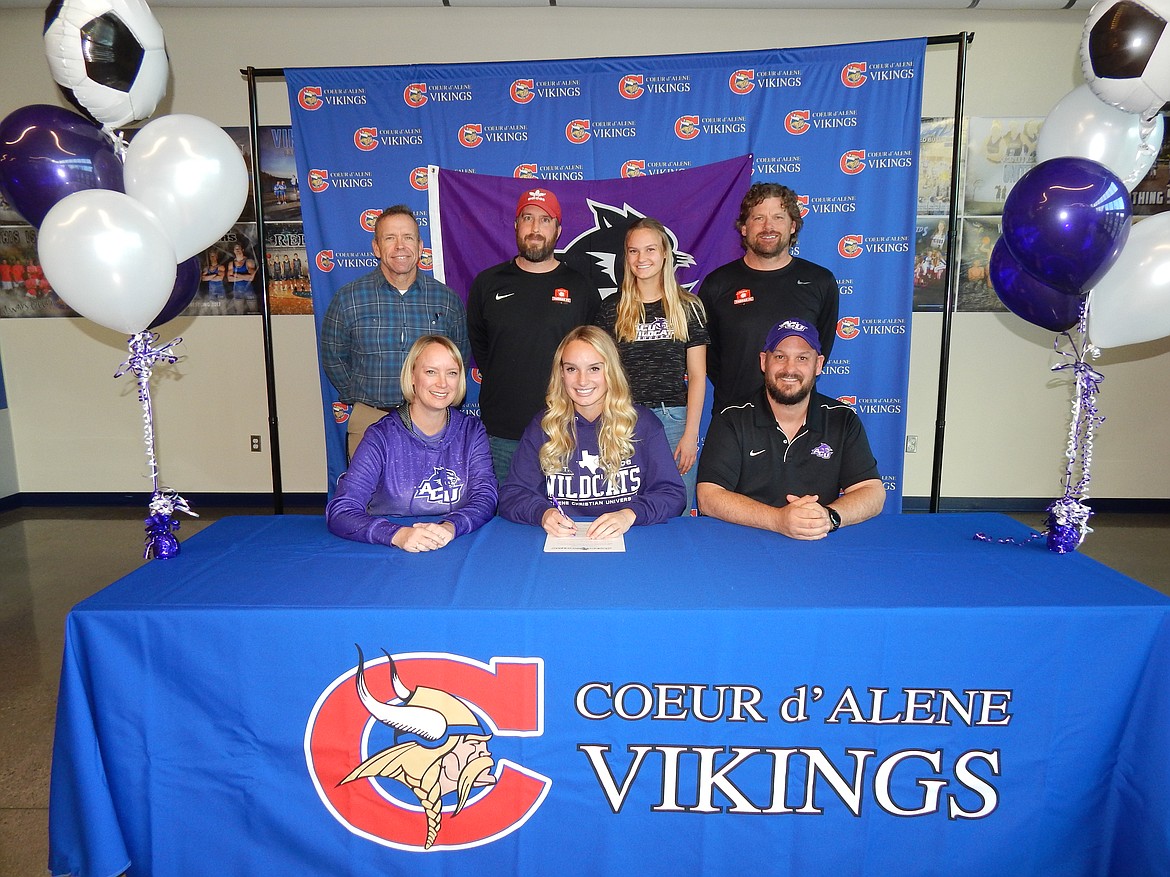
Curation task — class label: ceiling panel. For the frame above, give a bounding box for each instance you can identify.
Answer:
[0,0,1091,7]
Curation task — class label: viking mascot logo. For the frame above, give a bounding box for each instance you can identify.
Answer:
[306,648,549,851]
[341,648,495,849]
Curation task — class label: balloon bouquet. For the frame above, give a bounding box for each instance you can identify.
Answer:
[0,0,249,558]
[990,0,1170,552]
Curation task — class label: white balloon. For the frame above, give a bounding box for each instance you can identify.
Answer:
[38,189,176,335]
[124,114,250,261]
[1087,213,1170,348]
[1038,85,1164,190]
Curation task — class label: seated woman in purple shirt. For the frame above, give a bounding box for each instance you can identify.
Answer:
[326,335,497,552]
[499,325,685,539]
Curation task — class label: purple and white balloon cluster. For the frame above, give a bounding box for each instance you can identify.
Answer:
[0,0,248,335]
[0,0,246,557]
[988,0,1170,551]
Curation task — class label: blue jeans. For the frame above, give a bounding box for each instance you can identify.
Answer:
[488,435,521,484]
[648,404,695,515]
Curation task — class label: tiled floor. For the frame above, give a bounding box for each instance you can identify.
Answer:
[1,504,1168,876]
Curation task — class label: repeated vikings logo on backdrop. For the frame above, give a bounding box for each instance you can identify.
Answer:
[298,87,323,110]
[620,160,646,178]
[675,116,700,140]
[619,75,645,99]
[837,316,861,340]
[729,70,755,94]
[354,127,378,151]
[841,62,868,88]
[308,169,330,193]
[360,210,380,233]
[419,249,434,272]
[785,111,811,135]
[459,125,484,148]
[840,150,866,175]
[839,236,864,259]
[514,164,539,179]
[796,195,811,219]
[566,120,591,144]
[316,250,335,272]
[404,83,428,108]
[410,167,430,191]
[510,80,535,104]
[306,649,549,851]
[557,202,695,297]
[332,402,351,424]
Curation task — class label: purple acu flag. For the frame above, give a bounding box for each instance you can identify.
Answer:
[429,155,752,307]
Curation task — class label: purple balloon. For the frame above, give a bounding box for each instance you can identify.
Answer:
[990,239,1085,332]
[1001,157,1131,295]
[0,104,124,227]
[148,257,201,329]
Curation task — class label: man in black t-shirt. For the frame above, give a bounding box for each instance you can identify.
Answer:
[467,188,602,481]
[698,182,840,411]
[696,319,883,540]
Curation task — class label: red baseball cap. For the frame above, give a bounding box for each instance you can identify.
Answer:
[515,188,562,222]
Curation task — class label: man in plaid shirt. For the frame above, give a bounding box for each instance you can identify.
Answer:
[320,205,469,459]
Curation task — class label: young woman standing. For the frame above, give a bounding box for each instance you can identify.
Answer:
[596,218,709,511]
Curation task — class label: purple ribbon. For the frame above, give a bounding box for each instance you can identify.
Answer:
[1043,308,1101,553]
[116,333,197,560]
[975,302,1100,554]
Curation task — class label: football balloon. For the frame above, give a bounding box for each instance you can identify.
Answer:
[1081,0,1170,119]
[43,0,168,129]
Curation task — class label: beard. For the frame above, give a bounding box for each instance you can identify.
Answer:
[455,753,496,814]
[517,233,556,263]
[745,233,790,260]
[765,371,814,407]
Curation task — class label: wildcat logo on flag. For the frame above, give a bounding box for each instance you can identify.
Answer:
[427,155,752,304]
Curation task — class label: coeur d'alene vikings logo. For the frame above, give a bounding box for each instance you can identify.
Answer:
[306,649,549,851]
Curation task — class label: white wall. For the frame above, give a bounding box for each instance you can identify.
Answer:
[0,407,15,497]
[1,5,1166,500]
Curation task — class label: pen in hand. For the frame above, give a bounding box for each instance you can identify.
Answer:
[547,495,575,535]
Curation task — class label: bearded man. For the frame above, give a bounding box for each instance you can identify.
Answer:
[697,182,840,412]
[696,319,883,540]
[466,187,601,481]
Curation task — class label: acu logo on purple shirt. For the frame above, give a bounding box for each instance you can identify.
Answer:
[415,467,465,505]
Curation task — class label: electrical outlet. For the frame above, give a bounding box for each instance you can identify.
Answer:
[250,435,262,453]
[905,435,918,454]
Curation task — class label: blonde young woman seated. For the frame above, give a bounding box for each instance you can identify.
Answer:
[498,325,685,539]
[326,335,497,552]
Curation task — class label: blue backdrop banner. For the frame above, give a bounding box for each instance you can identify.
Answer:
[286,39,925,505]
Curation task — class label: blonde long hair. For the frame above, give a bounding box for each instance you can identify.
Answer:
[539,326,637,481]
[613,218,705,343]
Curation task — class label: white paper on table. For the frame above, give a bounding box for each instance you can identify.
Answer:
[543,520,626,553]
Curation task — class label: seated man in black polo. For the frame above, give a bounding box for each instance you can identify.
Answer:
[696,319,884,539]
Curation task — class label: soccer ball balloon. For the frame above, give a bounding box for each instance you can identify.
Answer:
[1081,0,1170,119]
[43,0,168,129]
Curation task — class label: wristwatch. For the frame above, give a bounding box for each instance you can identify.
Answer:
[824,505,841,532]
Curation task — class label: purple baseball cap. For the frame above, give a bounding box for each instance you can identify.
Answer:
[762,319,821,354]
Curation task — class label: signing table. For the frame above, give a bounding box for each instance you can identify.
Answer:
[50,514,1170,876]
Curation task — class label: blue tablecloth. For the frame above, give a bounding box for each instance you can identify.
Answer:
[49,514,1170,876]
